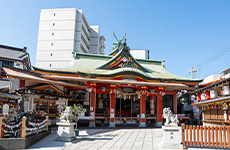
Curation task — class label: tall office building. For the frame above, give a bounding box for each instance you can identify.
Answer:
[36,8,105,68]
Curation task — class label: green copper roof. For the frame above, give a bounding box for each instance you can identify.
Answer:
[98,42,149,72]
[34,35,203,85]
[34,51,202,83]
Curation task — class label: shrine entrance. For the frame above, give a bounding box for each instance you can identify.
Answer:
[114,94,140,125]
[115,97,140,118]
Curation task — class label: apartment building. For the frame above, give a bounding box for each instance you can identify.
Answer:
[36,8,105,68]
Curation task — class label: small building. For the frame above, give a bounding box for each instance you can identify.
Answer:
[4,35,202,127]
[192,67,230,126]
[0,44,31,114]
[130,49,149,59]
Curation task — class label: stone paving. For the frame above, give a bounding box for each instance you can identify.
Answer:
[28,127,222,150]
[28,127,166,150]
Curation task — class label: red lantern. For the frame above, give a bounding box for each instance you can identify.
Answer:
[205,91,210,100]
[197,94,201,102]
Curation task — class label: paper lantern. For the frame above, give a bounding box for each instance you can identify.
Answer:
[222,85,230,95]
[201,93,205,100]
[197,94,201,101]
[205,91,210,100]
[210,90,216,99]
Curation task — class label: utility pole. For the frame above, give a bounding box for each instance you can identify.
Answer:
[189,67,200,79]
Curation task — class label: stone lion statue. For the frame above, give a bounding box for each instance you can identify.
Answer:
[60,107,73,122]
[163,108,179,126]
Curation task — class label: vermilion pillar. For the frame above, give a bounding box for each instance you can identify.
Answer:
[150,95,155,115]
[19,80,25,88]
[173,92,177,114]
[89,88,96,127]
[109,89,116,127]
[139,91,146,127]
[156,95,162,127]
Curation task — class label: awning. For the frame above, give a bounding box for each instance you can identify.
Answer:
[0,91,19,99]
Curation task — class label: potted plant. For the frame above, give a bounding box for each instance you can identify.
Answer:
[71,104,86,136]
[74,129,79,136]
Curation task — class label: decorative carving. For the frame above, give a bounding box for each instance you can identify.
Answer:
[112,32,126,50]
[163,108,179,126]
[60,107,73,122]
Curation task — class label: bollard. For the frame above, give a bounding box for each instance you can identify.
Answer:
[0,117,3,138]
[46,116,49,131]
[20,116,27,138]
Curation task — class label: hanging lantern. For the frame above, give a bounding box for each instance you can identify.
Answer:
[197,94,201,102]
[205,91,210,100]
[124,95,126,100]
[201,93,205,100]
[222,85,230,95]
[129,95,131,99]
[210,90,217,99]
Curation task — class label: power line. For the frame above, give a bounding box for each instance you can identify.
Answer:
[196,45,230,67]
[185,44,230,78]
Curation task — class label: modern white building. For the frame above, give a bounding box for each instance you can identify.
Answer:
[130,49,149,59]
[36,8,105,68]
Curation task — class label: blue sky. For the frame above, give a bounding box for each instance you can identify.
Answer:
[0,0,230,79]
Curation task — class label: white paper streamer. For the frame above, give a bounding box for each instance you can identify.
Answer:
[2,122,22,130]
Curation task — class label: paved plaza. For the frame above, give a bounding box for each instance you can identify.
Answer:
[28,127,221,150]
[28,127,166,150]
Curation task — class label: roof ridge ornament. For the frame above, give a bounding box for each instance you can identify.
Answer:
[110,32,130,55]
[99,32,149,72]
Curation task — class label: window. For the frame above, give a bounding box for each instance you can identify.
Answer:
[52,33,54,36]
[51,43,53,46]
[54,13,55,16]
[50,53,52,56]
[50,64,52,67]
[0,60,14,77]
[53,23,55,26]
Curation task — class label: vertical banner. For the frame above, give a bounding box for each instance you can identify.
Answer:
[28,97,33,112]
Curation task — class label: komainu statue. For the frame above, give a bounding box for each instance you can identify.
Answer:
[163,108,179,126]
[60,107,73,122]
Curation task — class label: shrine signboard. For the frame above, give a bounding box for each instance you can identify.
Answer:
[3,104,9,115]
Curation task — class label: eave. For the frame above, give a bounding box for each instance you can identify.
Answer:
[34,66,202,86]
[192,96,230,105]
[3,67,87,89]
[191,78,230,94]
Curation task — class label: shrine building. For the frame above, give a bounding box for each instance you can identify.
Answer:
[3,34,202,127]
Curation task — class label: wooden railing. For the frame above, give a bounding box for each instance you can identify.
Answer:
[182,123,230,149]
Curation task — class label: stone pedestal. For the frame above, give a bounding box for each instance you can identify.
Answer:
[55,122,76,142]
[139,122,146,127]
[109,122,116,127]
[89,122,96,127]
[161,126,183,149]
[155,122,162,127]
